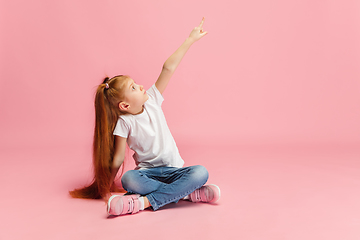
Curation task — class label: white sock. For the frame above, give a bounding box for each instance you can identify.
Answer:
[183,195,190,200]
[139,197,145,210]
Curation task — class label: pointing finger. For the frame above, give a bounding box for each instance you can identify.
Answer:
[199,17,205,28]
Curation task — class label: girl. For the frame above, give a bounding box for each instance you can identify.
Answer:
[70,18,220,216]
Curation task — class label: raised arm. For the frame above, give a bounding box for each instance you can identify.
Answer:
[155,17,208,94]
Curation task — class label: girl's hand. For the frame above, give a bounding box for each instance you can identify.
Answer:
[188,17,208,43]
[155,18,208,94]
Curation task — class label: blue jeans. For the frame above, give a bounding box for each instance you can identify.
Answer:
[121,165,209,211]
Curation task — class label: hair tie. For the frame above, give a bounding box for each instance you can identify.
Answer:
[105,83,109,89]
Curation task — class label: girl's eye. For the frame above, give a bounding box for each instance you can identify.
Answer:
[132,86,135,90]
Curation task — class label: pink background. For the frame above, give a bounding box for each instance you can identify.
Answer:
[1,0,360,239]
[1,0,359,149]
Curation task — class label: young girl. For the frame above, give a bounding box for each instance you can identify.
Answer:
[70,18,220,216]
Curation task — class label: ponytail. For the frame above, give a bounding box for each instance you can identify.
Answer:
[69,76,129,199]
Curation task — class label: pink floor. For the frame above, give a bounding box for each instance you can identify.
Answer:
[1,143,359,240]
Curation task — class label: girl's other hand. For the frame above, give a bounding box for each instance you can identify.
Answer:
[188,17,208,43]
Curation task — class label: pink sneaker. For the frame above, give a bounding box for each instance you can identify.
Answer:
[189,184,221,203]
[107,194,141,216]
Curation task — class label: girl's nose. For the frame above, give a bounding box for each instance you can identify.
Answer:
[140,85,143,90]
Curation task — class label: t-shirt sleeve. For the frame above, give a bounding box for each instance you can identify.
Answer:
[147,84,164,106]
[113,117,129,138]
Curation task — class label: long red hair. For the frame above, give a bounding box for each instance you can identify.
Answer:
[69,75,130,200]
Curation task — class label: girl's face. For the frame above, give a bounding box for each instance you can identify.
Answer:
[119,78,149,114]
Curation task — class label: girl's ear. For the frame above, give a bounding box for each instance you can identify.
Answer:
[119,102,130,111]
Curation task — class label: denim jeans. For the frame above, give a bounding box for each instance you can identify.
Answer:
[121,165,209,211]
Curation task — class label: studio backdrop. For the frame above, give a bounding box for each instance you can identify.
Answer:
[1,0,359,151]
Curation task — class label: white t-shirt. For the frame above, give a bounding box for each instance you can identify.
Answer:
[113,84,184,170]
